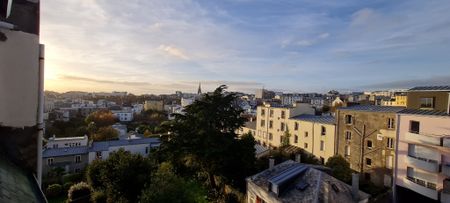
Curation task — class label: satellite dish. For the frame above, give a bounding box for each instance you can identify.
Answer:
[1,0,13,19]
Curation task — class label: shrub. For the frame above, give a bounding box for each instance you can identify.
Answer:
[46,184,62,198]
[91,191,107,203]
[63,182,73,192]
[67,182,92,203]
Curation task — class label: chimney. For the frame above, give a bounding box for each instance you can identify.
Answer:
[269,158,275,169]
[352,173,360,201]
[295,154,301,163]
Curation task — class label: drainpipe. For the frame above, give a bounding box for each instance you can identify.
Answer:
[392,113,401,203]
[36,44,45,187]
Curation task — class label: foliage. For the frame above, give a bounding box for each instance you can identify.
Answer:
[139,162,207,203]
[92,126,119,141]
[86,149,153,203]
[91,191,107,203]
[45,117,87,138]
[85,110,117,128]
[281,130,291,147]
[62,172,84,184]
[46,184,63,198]
[325,155,353,183]
[67,182,92,203]
[63,182,73,192]
[159,85,256,194]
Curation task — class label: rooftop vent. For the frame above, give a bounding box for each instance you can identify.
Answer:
[268,164,308,197]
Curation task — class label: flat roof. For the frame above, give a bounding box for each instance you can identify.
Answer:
[409,86,450,91]
[290,114,335,125]
[398,109,450,116]
[338,105,405,113]
[244,121,257,130]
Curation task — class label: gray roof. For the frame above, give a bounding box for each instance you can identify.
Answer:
[398,109,450,116]
[339,105,405,113]
[244,121,257,130]
[90,137,160,152]
[0,156,46,203]
[247,160,369,203]
[409,86,450,91]
[43,146,89,158]
[290,114,335,125]
[43,138,160,157]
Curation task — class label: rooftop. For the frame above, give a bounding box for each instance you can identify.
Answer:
[290,114,335,125]
[409,86,450,91]
[398,109,450,116]
[43,146,89,158]
[244,121,257,130]
[247,160,369,203]
[338,105,405,113]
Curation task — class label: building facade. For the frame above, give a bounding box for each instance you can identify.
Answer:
[46,135,88,149]
[406,86,450,112]
[336,106,404,187]
[144,100,164,111]
[111,109,134,121]
[288,115,336,164]
[255,103,315,148]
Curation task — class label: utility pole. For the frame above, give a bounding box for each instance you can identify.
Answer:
[353,123,379,174]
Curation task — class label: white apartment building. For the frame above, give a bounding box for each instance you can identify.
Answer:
[88,138,160,163]
[255,103,315,148]
[46,135,89,149]
[111,109,134,121]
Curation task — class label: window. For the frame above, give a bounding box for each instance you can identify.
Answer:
[410,121,420,134]
[305,132,309,138]
[366,158,372,166]
[280,136,284,143]
[96,151,102,159]
[321,126,326,135]
[261,109,265,116]
[367,140,373,149]
[294,135,298,143]
[269,120,273,129]
[320,141,324,151]
[304,143,308,149]
[345,131,352,140]
[260,119,265,127]
[294,122,299,130]
[420,97,434,109]
[75,155,81,163]
[269,133,273,140]
[427,182,437,190]
[345,145,350,156]
[145,147,149,154]
[47,158,54,166]
[281,111,285,119]
[345,115,353,124]
[280,122,285,131]
[387,138,394,149]
[406,166,414,178]
[387,118,395,129]
[269,110,274,117]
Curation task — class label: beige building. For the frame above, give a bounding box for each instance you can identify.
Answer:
[144,100,164,111]
[288,115,336,164]
[381,94,408,107]
[406,86,450,113]
[255,103,315,148]
[336,105,404,187]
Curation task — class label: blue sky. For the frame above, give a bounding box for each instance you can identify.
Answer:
[42,0,450,94]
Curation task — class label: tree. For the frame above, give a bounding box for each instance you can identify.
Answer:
[281,130,291,147]
[92,126,119,141]
[159,85,255,193]
[326,155,353,183]
[85,110,117,128]
[86,149,153,203]
[139,162,207,203]
[67,182,92,203]
[46,184,63,198]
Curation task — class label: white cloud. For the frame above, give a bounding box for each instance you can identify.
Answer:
[158,45,190,60]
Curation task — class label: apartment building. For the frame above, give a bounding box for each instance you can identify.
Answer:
[46,135,89,149]
[144,100,164,111]
[255,103,315,148]
[288,115,336,164]
[381,93,408,107]
[111,109,134,121]
[336,105,404,187]
[394,86,450,202]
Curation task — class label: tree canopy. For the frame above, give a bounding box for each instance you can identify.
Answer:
[85,110,117,128]
[325,155,353,183]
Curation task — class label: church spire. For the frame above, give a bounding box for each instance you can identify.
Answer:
[197,82,202,94]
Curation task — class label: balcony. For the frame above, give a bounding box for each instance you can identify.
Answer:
[443,164,450,177]
[406,155,439,173]
[403,177,439,200]
[405,132,441,146]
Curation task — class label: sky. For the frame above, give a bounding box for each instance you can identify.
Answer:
[41,0,450,95]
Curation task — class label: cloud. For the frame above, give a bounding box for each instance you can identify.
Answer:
[60,75,151,86]
[361,75,450,89]
[158,45,190,60]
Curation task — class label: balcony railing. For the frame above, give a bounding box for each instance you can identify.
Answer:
[405,132,441,146]
[404,177,439,200]
[406,155,439,173]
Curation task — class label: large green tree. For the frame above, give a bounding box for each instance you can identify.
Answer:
[325,155,353,183]
[86,149,153,203]
[159,85,256,193]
